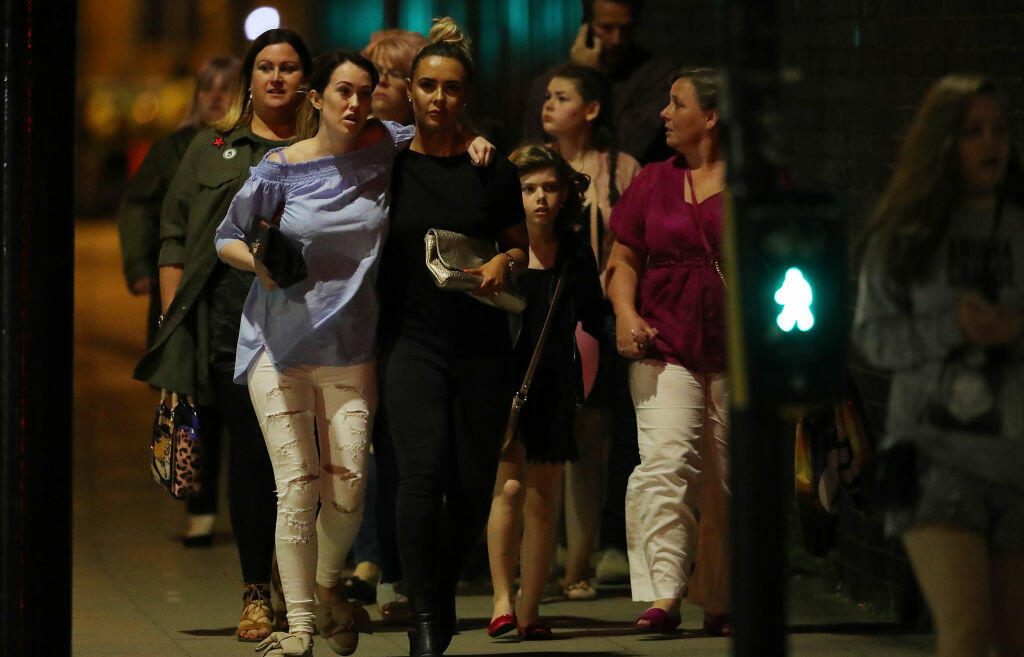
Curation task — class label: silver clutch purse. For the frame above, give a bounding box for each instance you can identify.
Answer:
[424,228,527,313]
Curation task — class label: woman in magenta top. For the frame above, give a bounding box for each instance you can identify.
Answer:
[606,67,730,636]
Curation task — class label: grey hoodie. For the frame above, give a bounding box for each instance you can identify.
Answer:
[853,200,1024,492]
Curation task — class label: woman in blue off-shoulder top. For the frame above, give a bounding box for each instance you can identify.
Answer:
[214,49,492,657]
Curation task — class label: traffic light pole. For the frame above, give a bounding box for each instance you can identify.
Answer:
[723,3,788,656]
[722,3,848,657]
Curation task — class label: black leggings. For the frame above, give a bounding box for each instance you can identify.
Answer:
[380,335,514,608]
[197,370,277,584]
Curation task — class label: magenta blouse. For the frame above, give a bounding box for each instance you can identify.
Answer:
[609,156,726,374]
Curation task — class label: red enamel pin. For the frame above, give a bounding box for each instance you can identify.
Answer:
[213,137,225,147]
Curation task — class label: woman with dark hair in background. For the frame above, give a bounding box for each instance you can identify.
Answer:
[118,54,240,547]
[485,144,604,640]
[854,73,1024,657]
[376,17,528,657]
[541,62,641,601]
[133,28,312,643]
[606,67,731,635]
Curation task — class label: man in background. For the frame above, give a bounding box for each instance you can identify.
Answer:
[520,0,676,164]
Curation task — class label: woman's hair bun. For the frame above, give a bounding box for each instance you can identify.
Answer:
[428,16,469,49]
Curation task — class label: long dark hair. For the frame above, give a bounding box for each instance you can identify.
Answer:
[861,73,1024,284]
[213,29,313,133]
[296,50,380,140]
[548,64,620,207]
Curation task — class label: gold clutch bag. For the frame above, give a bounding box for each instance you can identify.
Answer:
[424,228,527,313]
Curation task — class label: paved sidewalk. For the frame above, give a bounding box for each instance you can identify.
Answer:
[72,220,933,657]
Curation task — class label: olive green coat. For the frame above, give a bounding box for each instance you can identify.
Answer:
[117,125,197,286]
[133,124,289,404]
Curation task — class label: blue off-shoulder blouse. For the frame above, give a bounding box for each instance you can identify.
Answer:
[215,120,415,382]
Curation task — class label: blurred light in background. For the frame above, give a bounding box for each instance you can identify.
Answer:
[84,89,120,139]
[245,6,281,40]
[130,91,160,125]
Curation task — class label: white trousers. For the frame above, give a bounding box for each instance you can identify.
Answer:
[247,351,376,634]
[625,359,729,613]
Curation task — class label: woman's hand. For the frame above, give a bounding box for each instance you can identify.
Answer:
[958,290,1021,346]
[467,135,496,166]
[465,255,509,298]
[253,259,279,291]
[615,310,658,359]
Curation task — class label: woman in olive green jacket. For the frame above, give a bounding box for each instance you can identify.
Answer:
[133,28,312,643]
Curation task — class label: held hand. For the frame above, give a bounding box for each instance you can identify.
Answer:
[253,259,279,291]
[615,311,658,359]
[569,23,602,68]
[465,256,509,298]
[128,277,153,296]
[467,136,496,166]
[958,290,1022,346]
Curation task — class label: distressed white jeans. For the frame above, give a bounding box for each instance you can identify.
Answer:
[247,351,376,634]
[625,359,729,614]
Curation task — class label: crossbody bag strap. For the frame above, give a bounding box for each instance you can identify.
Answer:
[685,168,726,288]
[500,258,571,451]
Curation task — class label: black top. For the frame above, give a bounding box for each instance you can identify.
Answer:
[379,149,525,355]
[511,232,604,463]
[514,232,605,377]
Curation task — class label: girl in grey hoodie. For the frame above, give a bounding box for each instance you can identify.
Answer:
[854,73,1024,657]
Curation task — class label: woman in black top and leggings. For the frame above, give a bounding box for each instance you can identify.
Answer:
[376,17,529,657]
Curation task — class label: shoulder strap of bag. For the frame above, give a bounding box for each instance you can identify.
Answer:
[499,258,571,451]
[685,168,727,288]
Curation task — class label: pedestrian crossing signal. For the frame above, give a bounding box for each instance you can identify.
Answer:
[774,268,814,332]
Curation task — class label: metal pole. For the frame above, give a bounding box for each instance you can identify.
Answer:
[1,1,76,655]
[722,1,788,656]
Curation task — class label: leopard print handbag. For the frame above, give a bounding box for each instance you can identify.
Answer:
[150,391,203,500]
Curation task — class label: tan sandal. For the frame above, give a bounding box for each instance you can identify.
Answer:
[315,595,373,656]
[563,580,597,601]
[238,583,274,642]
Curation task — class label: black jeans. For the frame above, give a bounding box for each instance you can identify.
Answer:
[198,370,277,584]
[379,335,514,612]
[371,412,403,584]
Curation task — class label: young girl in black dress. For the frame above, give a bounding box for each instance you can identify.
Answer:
[485,145,605,640]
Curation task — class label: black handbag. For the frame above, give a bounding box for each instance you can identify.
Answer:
[249,212,307,288]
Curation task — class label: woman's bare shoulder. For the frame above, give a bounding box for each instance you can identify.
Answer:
[267,140,318,164]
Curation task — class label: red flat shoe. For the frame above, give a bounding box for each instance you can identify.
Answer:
[703,612,733,636]
[487,613,517,638]
[517,622,553,640]
[633,607,681,632]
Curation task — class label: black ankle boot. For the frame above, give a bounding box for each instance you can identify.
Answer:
[437,588,456,652]
[408,612,442,657]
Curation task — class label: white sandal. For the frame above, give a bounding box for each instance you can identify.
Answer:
[563,580,597,601]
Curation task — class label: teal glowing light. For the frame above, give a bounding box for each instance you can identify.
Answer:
[774,268,814,332]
